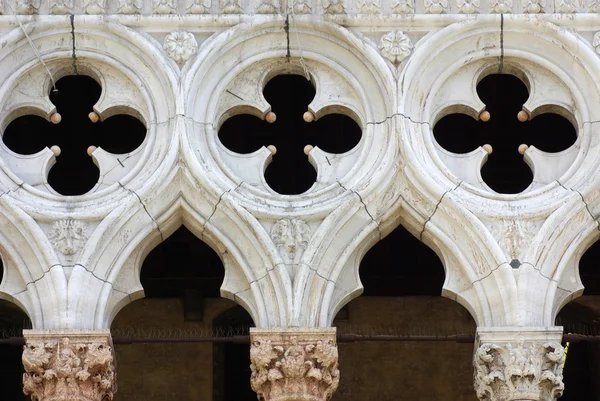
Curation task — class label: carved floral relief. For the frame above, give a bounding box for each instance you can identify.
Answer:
[250,330,339,401]
[474,338,565,401]
[23,334,115,401]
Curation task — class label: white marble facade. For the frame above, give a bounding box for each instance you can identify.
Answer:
[0,1,599,400]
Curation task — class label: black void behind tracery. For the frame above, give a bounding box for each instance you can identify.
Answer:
[134,226,254,401]
[555,240,600,400]
[218,74,362,195]
[433,74,576,194]
[359,225,445,296]
[2,75,146,196]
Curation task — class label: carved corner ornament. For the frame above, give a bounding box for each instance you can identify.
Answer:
[164,31,199,63]
[378,30,413,65]
[22,330,116,401]
[474,329,565,401]
[271,218,311,266]
[250,328,339,401]
[48,220,88,256]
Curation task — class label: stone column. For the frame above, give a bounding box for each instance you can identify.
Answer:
[250,328,339,401]
[473,327,565,401]
[22,329,116,401]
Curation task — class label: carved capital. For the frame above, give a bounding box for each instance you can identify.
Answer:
[250,328,339,401]
[22,330,116,401]
[474,327,565,401]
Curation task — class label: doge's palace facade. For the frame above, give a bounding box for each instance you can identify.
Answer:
[0,0,599,400]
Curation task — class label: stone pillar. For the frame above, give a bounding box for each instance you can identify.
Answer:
[22,329,116,401]
[473,327,565,401]
[250,328,339,401]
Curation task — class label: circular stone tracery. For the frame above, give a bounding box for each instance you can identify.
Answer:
[2,75,146,196]
[218,74,362,195]
[433,73,576,194]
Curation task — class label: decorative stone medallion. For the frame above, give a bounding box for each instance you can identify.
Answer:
[378,31,413,64]
[164,31,199,64]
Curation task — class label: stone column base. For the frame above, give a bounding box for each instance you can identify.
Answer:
[250,328,339,401]
[473,327,565,401]
[22,329,116,401]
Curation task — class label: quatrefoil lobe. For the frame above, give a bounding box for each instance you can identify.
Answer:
[2,75,146,196]
[433,73,576,194]
[218,74,362,195]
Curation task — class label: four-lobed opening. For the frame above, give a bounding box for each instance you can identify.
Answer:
[2,75,146,196]
[434,73,577,194]
[218,74,362,195]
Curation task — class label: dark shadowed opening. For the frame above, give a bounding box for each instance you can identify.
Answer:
[219,74,362,195]
[0,298,31,401]
[111,226,254,401]
[359,225,445,296]
[556,240,600,400]
[330,225,476,401]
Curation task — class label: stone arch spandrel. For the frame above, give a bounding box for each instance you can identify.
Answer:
[0,195,65,329]
[68,171,292,329]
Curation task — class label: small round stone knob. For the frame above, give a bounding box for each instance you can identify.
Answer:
[88,111,100,123]
[304,145,314,155]
[50,112,62,124]
[518,144,529,155]
[303,111,315,123]
[482,144,493,154]
[267,145,277,155]
[517,110,529,122]
[50,145,61,156]
[265,112,277,124]
[87,146,97,156]
[480,111,490,122]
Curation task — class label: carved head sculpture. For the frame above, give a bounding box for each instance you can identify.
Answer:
[48,220,88,256]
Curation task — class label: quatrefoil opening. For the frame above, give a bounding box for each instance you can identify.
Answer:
[433,73,576,194]
[2,75,146,196]
[218,74,362,195]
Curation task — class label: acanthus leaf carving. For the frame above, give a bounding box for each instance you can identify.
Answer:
[84,0,106,13]
[489,0,512,12]
[186,0,212,12]
[221,0,244,13]
[250,329,339,401]
[424,0,448,13]
[456,0,480,13]
[293,0,313,13]
[358,0,381,13]
[16,0,40,14]
[391,0,414,12]
[323,0,346,14]
[22,331,116,401]
[153,0,177,13]
[49,0,73,14]
[474,338,565,401]
[118,0,142,14]
[521,0,544,12]
[48,220,88,256]
[256,0,278,13]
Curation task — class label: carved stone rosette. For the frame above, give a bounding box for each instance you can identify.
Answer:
[473,327,565,401]
[22,330,116,401]
[250,328,339,401]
